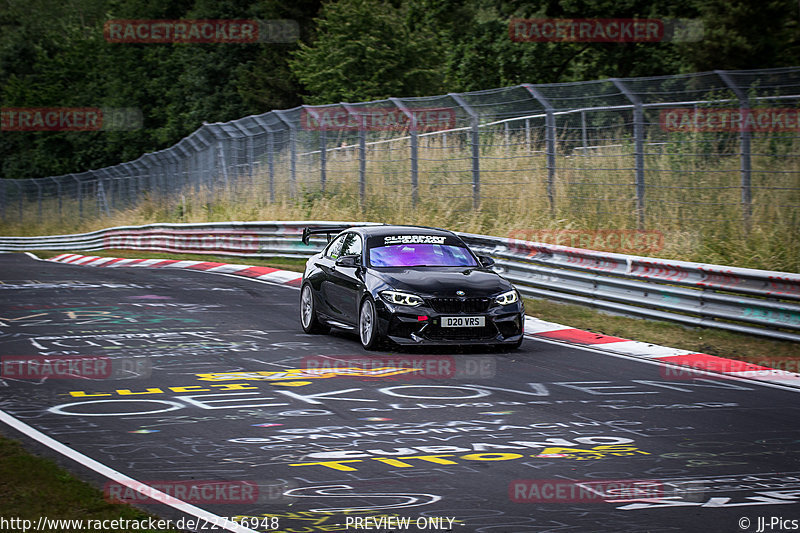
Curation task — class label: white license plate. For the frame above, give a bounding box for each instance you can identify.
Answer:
[441,316,485,328]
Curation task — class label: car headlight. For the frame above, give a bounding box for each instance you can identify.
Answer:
[381,290,424,307]
[495,289,519,306]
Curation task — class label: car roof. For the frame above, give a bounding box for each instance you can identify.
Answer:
[349,224,458,238]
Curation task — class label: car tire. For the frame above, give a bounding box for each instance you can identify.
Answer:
[359,297,382,350]
[300,284,329,334]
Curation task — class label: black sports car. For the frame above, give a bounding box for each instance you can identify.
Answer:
[299,224,524,350]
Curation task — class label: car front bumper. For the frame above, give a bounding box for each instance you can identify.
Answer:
[374,299,524,346]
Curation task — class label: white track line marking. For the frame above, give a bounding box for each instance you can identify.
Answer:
[0,410,259,533]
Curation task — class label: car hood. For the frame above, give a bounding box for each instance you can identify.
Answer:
[369,267,513,298]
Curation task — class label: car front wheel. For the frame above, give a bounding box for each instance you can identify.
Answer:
[359,297,381,350]
[300,284,329,334]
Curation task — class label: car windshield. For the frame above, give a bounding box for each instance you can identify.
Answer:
[369,243,478,267]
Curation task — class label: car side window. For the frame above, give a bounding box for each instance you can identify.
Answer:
[341,233,363,257]
[325,233,348,259]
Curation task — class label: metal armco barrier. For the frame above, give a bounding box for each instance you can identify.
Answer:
[1,221,798,343]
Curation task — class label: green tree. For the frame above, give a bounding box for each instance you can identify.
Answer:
[681,0,800,71]
[289,0,445,104]
[406,0,698,91]
[0,0,323,179]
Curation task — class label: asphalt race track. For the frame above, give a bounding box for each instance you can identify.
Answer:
[1,252,800,533]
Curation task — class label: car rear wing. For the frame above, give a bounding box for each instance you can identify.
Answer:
[301,225,352,245]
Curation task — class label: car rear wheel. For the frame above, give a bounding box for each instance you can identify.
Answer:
[359,297,381,350]
[300,284,329,334]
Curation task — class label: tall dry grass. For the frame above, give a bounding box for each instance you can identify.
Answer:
[1,130,797,272]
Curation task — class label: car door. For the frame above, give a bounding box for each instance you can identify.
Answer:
[325,233,364,325]
[315,233,348,319]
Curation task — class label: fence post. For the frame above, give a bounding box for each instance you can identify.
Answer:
[581,110,588,154]
[217,139,230,190]
[116,164,128,209]
[16,181,23,223]
[525,118,531,150]
[0,179,5,221]
[342,103,367,208]
[267,129,276,202]
[112,167,123,209]
[70,174,82,220]
[251,115,276,203]
[449,93,480,209]
[174,146,190,198]
[97,169,112,212]
[204,136,216,194]
[230,121,253,190]
[717,70,753,230]
[302,106,327,194]
[612,78,646,229]
[203,136,216,203]
[185,136,202,197]
[168,151,179,196]
[167,151,183,197]
[390,97,419,207]
[522,84,556,213]
[92,170,110,217]
[51,177,62,218]
[128,161,143,205]
[245,133,255,188]
[106,169,119,211]
[274,110,296,198]
[34,180,42,222]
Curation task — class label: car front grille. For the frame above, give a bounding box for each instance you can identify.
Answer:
[428,297,491,314]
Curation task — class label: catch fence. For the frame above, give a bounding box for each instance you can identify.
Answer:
[1,67,799,236]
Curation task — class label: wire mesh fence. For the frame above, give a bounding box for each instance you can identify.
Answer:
[2,66,799,240]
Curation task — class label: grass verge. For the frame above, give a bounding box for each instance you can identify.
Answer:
[0,432,179,532]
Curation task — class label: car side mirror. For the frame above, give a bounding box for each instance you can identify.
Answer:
[336,255,361,267]
[477,255,495,267]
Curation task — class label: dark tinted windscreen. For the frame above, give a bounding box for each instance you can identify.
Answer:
[369,243,477,267]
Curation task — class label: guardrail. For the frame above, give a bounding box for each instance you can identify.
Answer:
[2,221,799,342]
